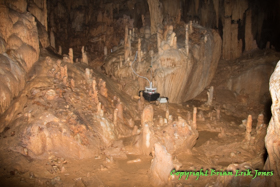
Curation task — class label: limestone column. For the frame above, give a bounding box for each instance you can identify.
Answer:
[245,9,254,52]
[147,0,163,34]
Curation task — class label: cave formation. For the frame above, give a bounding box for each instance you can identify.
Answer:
[0,0,280,186]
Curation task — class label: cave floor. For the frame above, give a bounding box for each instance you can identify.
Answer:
[0,49,268,187]
[0,104,266,187]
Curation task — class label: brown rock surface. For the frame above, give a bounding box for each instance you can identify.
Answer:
[149,143,173,186]
[147,0,163,35]
[0,4,40,114]
[263,60,280,186]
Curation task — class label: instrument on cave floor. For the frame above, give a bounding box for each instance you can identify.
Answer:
[131,51,161,102]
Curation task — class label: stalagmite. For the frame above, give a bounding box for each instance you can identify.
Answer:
[85,68,91,80]
[57,59,61,67]
[168,115,173,123]
[138,38,141,62]
[206,86,214,105]
[128,34,131,57]
[187,111,191,123]
[98,78,104,88]
[124,25,129,62]
[141,105,154,126]
[132,28,135,41]
[50,28,55,49]
[58,46,62,55]
[198,111,205,121]
[114,108,118,126]
[60,66,65,80]
[128,118,134,128]
[218,128,226,138]
[256,113,264,131]
[92,78,96,91]
[116,101,123,121]
[100,109,104,117]
[158,116,164,126]
[189,21,193,34]
[216,106,221,121]
[63,76,67,86]
[176,9,181,24]
[149,50,154,61]
[185,24,189,56]
[69,48,73,63]
[64,65,68,79]
[138,98,144,111]
[165,108,169,120]
[193,107,197,129]
[141,14,145,27]
[104,46,107,57]
[245,115,252,141]
[149,143,173,186]
[97,102,102,115]
[210,111,213,121]
[100,81,108,98]
[142,123,152,155]
[119,56,122,67]
[173,36,177,49]
[70,79,75,89]
[157,29,162,53]
[81,46,88,64]
[93,90,99,104]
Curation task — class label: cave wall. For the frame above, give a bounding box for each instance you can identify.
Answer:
[46,0,280,60]
[181,0,280,58]
[263,60,280,186]
[0,2,40,114]
[47,0,149,55]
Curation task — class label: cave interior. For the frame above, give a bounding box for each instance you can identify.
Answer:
[0,0,280,186]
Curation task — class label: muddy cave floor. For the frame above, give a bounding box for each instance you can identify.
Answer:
[0,49,269,187]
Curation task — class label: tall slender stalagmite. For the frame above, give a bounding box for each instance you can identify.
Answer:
[69,48,73,63]
[138,38,141,62]
[193,107,197,129]
[124,25,129,61]
[245,115,252,141]
[185,24,189,56]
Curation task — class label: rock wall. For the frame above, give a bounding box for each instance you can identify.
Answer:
[147,0,163,35]
[47,0,147,55]
[153,24,222,103]
[263,60,280,186]
[0,4,40,114]
[182,0,280,58]
[28,0,48,29]
[103,21,221,103]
